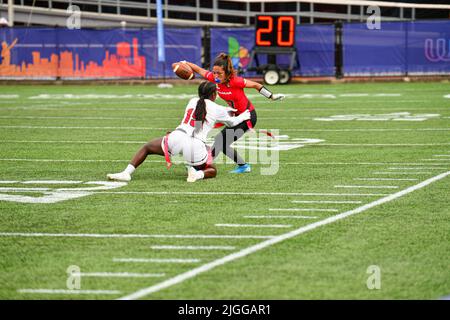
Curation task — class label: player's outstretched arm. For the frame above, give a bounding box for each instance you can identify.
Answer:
[182,61,208,78]
[245,79,285,101]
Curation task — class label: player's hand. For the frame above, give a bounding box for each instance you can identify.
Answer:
[239,110,251,121]
[271,94,285,101]
[225,107,237,114]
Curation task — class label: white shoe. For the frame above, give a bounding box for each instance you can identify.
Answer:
[107,171,131,182]
[186,167,198,183]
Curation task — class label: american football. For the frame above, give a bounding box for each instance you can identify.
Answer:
[172,62,195,80]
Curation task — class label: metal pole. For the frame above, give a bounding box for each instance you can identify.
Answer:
[335,21,343,79]
[213,0,218,23]
[196,0,200,23]
[8,0,14,27]
[157,0,166,82]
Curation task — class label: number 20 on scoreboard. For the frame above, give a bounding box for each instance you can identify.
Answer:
[255,15,296,47]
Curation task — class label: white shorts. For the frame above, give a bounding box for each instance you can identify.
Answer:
[161,130,209,167]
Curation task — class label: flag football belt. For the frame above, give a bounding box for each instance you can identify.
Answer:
[164,128,207,169]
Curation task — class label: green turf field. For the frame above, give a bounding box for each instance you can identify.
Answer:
[0,82,449,300]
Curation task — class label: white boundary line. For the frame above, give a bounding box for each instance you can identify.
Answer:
[0,232,275,239]
[117,171,450,300]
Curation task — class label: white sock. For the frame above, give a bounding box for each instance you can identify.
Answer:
[124,164,135,175]
[195,170,205,180]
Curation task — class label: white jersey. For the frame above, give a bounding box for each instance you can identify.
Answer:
[175,98,246,143]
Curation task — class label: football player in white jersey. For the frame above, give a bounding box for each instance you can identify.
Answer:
[107,82,251,183]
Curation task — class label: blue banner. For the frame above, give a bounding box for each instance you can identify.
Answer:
[343,20,450,76]
[406,20,450,75]
[0,28,202,79]
[210,25,335,77]
[1,21,448,79]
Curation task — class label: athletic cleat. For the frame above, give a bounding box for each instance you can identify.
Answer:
[229,163,251,174]
[187,167,198,183]
[107,171,131,182]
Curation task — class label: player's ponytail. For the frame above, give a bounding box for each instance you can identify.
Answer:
[194,82,216,133]
[214,53,235,83]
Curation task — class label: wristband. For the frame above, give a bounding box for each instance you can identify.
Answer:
[259,86,273,99]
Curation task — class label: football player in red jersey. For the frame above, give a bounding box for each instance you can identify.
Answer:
[182,53,284,173]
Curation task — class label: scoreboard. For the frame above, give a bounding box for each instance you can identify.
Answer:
[255,15,296,47]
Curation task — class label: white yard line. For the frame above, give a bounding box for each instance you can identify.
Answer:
[89,191,391,197]
[77,272,165,278]
[354,178,418,181]
[118,170,450,300]
[292,200,362,204]
[387,167,447,170]
[0,189,391,196]
[269,208,339,212]
[334,185,399,189]
[421,159,450,161]
[373,172,432,175]
[150,245,235,251]
[0,116,142,120]
[2,141,450,147]
[0,187,51,191]
[0,232,275,240]
[278,128,450,132]
[0,125,167,130]
[0,158,134,163]
[215,224,292,229]
[313,144,450,147]
[243,215,318,219]
[2,140,146,145]
[18,289,121,295]
[0,158,447,167]
[433,155,450,157]
[22,180,83,184]
[113,258,201,264]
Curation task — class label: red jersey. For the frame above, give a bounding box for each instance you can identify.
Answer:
[204,71,255,115]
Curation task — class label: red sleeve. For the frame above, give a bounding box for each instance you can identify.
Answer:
[204,71,215,83]
[229,76,246,89]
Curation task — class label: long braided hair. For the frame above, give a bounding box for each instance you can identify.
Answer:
[194,81,216,133]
